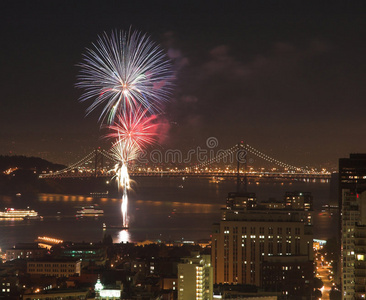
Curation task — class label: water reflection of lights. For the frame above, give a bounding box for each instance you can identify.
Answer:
[134,200,221,214]
[38,194,119,202]
[0,218,24,221]
[117,230,130,243]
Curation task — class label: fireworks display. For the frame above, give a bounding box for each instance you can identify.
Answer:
[107,106,159,151]
[110,140,138,227]
[78,29,172,228]
[77,30,173,124]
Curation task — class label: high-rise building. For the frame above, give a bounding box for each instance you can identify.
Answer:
[342,190,366,299]
[177,253,213,300]
[339,154,366,299]
[339,154,366,221]
[212,192,313,297]
[339,154,366,192]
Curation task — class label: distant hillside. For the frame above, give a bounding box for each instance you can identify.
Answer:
[0,155,66,172]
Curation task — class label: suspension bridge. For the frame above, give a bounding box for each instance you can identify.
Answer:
[39,142,331,180]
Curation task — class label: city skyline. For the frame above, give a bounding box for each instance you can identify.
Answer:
[1,1,366,168]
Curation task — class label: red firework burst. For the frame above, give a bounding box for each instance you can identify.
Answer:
[106,106,159,150]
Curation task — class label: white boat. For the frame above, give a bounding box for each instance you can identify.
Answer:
[76,206,104,217]
[0,208,40,220]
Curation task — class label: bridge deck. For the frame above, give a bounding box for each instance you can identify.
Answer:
[39,172,331,180]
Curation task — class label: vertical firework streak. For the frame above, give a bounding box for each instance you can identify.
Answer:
[108,108,159,227]
[78,29,172,227]
[110,140,138,227]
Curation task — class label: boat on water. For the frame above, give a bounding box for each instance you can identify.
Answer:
[90,191,109,197]
[102,223,128,230]
[0,208,41,220]
[76,206,104,218]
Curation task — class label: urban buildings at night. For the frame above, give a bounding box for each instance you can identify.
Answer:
[177,253,213,300]
[339,154,366,214]
[340,154,366,299]
[27,259,81,277]
[2,1,366,299]
[341,190,366,299]
[284,191,313,211]
[212,191,314,297]
[5,243,46,261]
[339,154,366,190]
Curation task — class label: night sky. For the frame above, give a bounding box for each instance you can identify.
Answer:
[1,1,366,169]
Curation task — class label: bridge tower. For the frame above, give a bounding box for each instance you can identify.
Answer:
[94,148,104,177]
[236,141,247,193]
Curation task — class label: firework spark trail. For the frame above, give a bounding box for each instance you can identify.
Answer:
[110,140,138,227]
[77,30,174,124]
[119,164,129,228]
[78,29,172,228]
[108,109,159,227]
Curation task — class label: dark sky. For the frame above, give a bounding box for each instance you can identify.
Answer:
[1,1,366,169]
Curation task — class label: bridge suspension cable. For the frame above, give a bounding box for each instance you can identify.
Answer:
[39,141,318,178]
[243,144,309,173]
[180,142,310,174]
[40,151,96,177]
[182,144,239,172]
[99,149,119,163]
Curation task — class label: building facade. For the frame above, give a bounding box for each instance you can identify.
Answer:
[177,254,213,300]
[339,154,366,193]
[339,154,366,299]
[212,210,313,287]
[52,243,107,266]
[284,191,313,211]
[262,256,313,297]
[6,243,47,261]
[212,190,313,297]
[342,189,366,299]
[27,259,81,277]
[0,275,19,299]
[226,192,257,210]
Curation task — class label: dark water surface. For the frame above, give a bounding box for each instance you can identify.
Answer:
[0,178,336,249]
